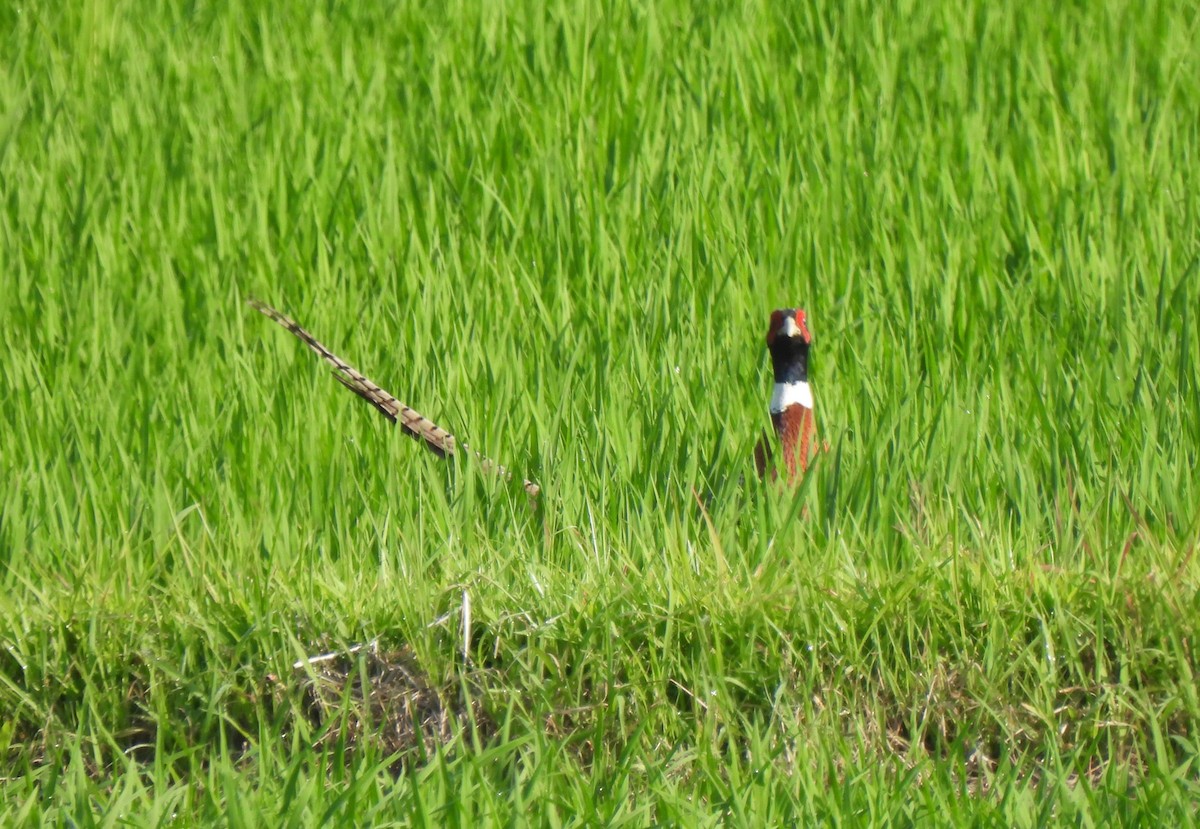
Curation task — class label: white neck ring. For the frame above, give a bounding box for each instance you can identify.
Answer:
[770,381,813,414]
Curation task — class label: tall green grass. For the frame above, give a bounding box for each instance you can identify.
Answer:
[2,0,1199,823]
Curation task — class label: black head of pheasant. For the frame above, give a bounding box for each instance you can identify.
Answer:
[756,308,817,483]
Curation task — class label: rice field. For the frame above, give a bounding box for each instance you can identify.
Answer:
[2,0,1199,823]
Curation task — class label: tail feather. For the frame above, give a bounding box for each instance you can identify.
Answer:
[248,297,539,497]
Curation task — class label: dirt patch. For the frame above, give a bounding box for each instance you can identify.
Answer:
[280,641,494,768]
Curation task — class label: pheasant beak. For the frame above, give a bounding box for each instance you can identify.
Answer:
[778,315,802,339]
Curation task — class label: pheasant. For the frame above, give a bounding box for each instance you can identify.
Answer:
[754,307,818,485]
[247,298,540,497]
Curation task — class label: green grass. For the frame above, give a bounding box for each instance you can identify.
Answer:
[3,0,1200,823]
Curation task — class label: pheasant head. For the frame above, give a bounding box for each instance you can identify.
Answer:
[756,308,817,484]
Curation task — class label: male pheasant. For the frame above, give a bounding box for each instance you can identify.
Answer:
[754,308,818,484]
[248,298,540,497]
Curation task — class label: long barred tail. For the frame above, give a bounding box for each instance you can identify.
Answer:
[247,297,540,498]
